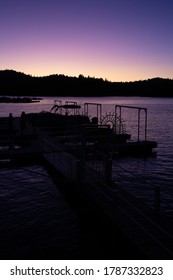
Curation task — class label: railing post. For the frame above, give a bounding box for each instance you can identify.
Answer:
[137,109,140,141]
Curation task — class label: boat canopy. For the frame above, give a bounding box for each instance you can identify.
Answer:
[51,104,81,110]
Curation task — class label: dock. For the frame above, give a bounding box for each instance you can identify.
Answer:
[40,136,173,259]
[1,102,172,259]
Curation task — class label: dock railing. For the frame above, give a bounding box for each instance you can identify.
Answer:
[39,132,173,258]
[115,105,147,141]
[84,103,102,124]
[41,127,161,219]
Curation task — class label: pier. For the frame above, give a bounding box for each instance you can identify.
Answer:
[1,102,172,259]
[40,136,173,259]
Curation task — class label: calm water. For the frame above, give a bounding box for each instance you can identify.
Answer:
[0,96,173,258]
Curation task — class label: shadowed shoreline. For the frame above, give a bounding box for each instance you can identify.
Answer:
[1,70,173,97]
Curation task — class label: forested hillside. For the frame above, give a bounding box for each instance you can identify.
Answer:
[0,70,173,97]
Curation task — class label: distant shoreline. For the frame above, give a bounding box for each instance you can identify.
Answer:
[0,96,42,103]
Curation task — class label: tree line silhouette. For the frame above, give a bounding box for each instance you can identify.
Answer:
[0,70,173,97]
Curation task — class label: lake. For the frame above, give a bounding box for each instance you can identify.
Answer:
[1,96,173,213]
[0,96,173,258]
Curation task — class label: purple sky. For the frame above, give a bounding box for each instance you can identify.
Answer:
[1,0,173,81]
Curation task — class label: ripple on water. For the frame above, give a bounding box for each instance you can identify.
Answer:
[0,165,79,259]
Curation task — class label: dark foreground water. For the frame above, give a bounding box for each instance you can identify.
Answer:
[0,165,79,259]
[0,164,145,260]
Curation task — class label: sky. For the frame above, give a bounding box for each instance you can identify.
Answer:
[1,0,173,82]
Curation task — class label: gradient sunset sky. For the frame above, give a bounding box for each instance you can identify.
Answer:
[1,0,173,82]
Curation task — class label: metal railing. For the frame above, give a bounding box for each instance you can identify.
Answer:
[115,105,147,141]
